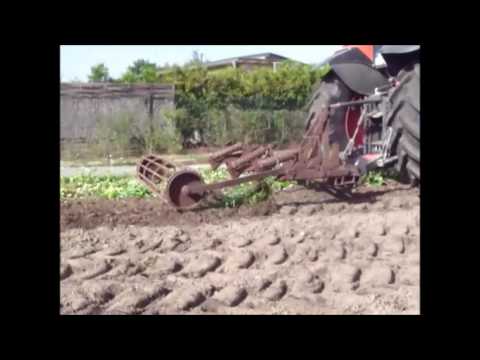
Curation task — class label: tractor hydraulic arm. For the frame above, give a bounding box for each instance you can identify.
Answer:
[329,95,383,109]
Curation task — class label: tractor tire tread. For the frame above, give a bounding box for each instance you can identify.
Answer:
[400,131,420,163]
[386,62,420,183]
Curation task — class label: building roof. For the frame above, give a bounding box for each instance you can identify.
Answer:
[205,52,290,68]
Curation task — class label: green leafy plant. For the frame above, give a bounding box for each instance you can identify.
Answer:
[60,168,294,205]
[361,171,385,187]
[199,168,293,208]
[60,175,152,200]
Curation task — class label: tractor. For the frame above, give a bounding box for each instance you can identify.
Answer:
[136,45,420,210]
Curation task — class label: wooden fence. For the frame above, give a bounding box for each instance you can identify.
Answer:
[60,83,175,142]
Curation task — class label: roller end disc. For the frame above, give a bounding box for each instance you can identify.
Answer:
[166,169,205,210]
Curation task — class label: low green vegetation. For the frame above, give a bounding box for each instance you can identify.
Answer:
[361,169,403,187]
[60,168,294,205]
[60,167,400,204]
[361,171,385,187]
[60,175,152,200]
[199,168,293,208]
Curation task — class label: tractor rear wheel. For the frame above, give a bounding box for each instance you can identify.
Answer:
[305,73,356,150]
[385,62,420,183]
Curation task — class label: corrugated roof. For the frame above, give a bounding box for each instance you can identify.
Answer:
[205,52,289,68]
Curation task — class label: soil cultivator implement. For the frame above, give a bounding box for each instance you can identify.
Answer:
[137,106,360,210]
[136,45,420,210]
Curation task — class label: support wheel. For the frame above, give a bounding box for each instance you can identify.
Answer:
[165,169,206,210]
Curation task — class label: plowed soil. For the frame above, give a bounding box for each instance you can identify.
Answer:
[60,181,420,315]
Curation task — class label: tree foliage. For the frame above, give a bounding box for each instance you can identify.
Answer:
[184,50,206,67]
[113,54,331,147]
[118,54,330,111]
[155,60,330,144]
[88,63,110,82]
[121,59,159,83]
[159,60,330,111]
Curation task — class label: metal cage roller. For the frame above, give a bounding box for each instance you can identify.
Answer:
[136,154,177,195]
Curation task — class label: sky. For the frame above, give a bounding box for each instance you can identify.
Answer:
[60,45,343,82]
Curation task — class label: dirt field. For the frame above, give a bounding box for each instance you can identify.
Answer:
[60,181,420,315]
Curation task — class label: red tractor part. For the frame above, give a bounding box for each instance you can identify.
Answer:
[344,97,364,147]
[344,45,375,60]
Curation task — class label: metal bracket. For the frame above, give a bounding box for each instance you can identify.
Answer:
[382,127,394,158]
[376,155,398,168]
[340,106,368,161]
[374,127,396,167]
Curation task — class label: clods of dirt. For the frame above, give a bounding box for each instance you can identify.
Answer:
[61,181,420,315]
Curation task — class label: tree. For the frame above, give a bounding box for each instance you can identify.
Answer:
[129,59,157,75]
[121,59,158,83]
[185,51,206,67]
[88,63,110,82]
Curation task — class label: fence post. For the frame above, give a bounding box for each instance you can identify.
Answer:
[148,93,154,154]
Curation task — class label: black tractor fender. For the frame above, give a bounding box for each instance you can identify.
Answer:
[324,47,389,96]
[379,45,420,78]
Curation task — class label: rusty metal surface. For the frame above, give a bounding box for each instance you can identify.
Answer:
[226,145,270,178]
[208,143,243,170]
[136,154,177,196]
[165,169,205,210]
[247,149,299,172]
